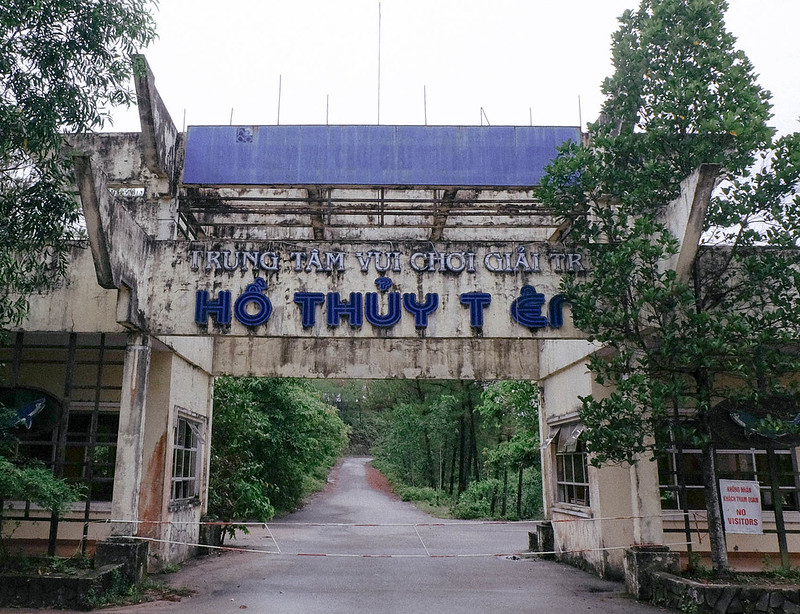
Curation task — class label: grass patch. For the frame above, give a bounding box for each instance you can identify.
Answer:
[683,567,800,586]
[411,500,453,518]
[90,570,194,608]
[1,554,93,575]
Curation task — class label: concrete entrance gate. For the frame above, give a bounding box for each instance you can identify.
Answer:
[3,57,712,576]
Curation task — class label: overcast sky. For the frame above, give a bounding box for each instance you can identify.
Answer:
[109,1,800,135]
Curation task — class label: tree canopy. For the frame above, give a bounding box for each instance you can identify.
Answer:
[209,377,349,530]
[0,0,157,328]
[0,1,158,555]
[341,379,542,520]
[540,0,800,575]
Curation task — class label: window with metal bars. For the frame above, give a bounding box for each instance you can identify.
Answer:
[171,415,203,503]
[658,448,800,512]
[12,408,119,502]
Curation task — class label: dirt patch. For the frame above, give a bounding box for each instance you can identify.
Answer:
[364,460,400,500]
[322,458,343,494]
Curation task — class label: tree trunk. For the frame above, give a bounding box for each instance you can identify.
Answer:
[467,396,480,482]
[449,438,458,495]
[516,466,524,519]
[699,437,729,576]
[423,431,435,488]
[490,465,500,515]
[458,415,467,493]
[766,445,791,568]
[501,466,508,516]
[692,262,729,577]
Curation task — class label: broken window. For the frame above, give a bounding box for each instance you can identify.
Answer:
[555,424,590,507]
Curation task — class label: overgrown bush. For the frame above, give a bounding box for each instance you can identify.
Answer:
[396,485,439,504]
[209,378,349,534]
[452,479,501,519]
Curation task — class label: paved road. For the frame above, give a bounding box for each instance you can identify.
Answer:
[9,457,666,613]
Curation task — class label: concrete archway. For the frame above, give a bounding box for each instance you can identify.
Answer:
[3,57,713,577]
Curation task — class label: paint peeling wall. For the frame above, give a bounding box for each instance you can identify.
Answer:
[136,347,213,569]
[540,355,641,578]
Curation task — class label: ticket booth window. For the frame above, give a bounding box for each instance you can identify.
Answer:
[555,425,590,507]
[171,414,204,504]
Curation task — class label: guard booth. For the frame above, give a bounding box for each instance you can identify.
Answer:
[2,56,798,576]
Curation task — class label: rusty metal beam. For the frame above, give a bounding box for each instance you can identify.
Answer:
[430,189,457,241]
[306,188,326,240]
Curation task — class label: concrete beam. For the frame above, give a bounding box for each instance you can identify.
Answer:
[430,188,457,241]
[658,163,721,281]
[213,337,540,380]
[67,133,144,186]
[306,187,326,240]
[72,154,153,328]
[133,55,179,180]
[430,189,479,241]
[73,155,117,288]
[110,333,151,537]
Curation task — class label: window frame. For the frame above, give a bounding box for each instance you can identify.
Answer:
[658,447,800,513]
[13,403,119,503]
[170,409,206,508]
[554,424,591,508]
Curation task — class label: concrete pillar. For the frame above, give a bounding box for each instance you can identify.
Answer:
[110,333,151,536]
[629,454,664,546]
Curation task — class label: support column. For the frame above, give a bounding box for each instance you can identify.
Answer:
[630,453,664,546]
[110,333,151,536]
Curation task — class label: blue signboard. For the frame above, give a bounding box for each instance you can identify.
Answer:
[182,125,579,187]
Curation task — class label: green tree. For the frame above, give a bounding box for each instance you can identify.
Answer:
[540,0,800,576]
[312,380,380,454]
[1,0,157,328]
[0,1,157,555]
[369,380,543,520]
[371,380,483,497]
[477,381,540,519]
[209,378,349,532]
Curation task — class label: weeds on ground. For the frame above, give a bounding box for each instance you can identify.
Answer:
[88,568,194,608]
[1,553,93,575]
[682,552,800,586]
[160,562,180,574]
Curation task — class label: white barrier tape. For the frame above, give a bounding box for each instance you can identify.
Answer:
[123,534,694,559]
[101,519,542,528]
[100,514,683,527]
[551,511,691,524]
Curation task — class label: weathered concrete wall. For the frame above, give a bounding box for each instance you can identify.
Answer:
[110,334,151,536]
[540,356,639,578]
[538,339,599,379]
[156,336,214,374]
[146,240,584,341]
[137,349,171,565]
[16,247,124,334]
[136,346,213,569]
[213,336,539,379]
